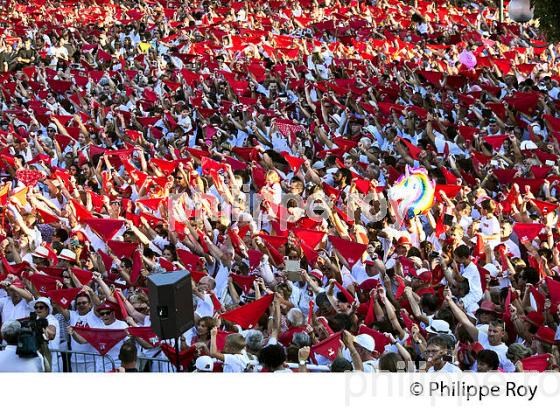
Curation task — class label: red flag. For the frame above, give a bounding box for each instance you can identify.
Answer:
[176,249,201,270]
[36,208,59,224]
[545,277,560,306]
[248,249,263,270]
[130,250,142,285]
[113,290,129,320]
[434,184,461,202]
[46,287,82,309]
[108,240,138,259]
[310,331,342,362]
[70,268,93,286]
[84,218,126,242]
[328,235,367,267]
[70,199,93,222]
[364,293,376,326]
[358,325,390,354]
[513,223,544,243]
[520,354,550,372]
[220,293,274,329]
[160,344,196,371]
[29,274,59,295]
[333,281,355,305]
[127,327,160,347]
[230,274,256,294]
[399,137,422,160]
[293,228,325,250]
[72,327,128,355]
[258,234,288,249]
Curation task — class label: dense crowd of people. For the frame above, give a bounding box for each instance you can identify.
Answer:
[0,0,559,373]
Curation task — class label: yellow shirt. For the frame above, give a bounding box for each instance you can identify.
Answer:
[138,42,152,53]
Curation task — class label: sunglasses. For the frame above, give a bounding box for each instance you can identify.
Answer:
[76,301,89,306]
[99,311,113,316]
[35,305,47,311]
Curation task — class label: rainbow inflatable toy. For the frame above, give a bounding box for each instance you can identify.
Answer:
[388,166,435,224]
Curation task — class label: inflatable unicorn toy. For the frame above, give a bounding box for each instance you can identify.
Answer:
[388,166,435,225]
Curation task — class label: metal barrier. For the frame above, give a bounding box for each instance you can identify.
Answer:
[50,349,117,373]
[137,355,175,373]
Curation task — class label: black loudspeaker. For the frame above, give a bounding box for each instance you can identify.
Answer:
[147,271,195,340]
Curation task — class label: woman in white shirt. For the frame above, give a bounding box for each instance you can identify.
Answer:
[33,297,61,372]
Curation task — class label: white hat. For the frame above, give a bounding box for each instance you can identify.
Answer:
[59,249,76,262]
[32,246,49,259]
[34,297,52,314]
[354,334,375,352]
[426,319,452,335]
[520,140,538,150]
[47,123,57,130]
[195,356,214,372]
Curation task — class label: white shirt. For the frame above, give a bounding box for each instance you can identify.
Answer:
[98,319,128,368]
[428,361,462,373]
[68,310,103,354]
[460,262,483,314]
[223,352,251,373]
[477,331,515,372]
[479,215,501,249]
[0,297,33,323]
[0,345,45,372]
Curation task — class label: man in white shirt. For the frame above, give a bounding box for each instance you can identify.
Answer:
[452,245,483,314]
[0,279,34,323]
[425,336,462,373]
[446,293,515,372]
[0,321,44,372]
[57,290,102,372]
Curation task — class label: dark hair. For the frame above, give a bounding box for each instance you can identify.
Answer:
[477,349,499,371]
[520,267,539,285]
[118,340,137,364]
[378,352,402,372]
[427,335,449,351]
[420,294,438,314]
[54,228,69,242]
[258,344,286,370]
[330,356,353,372]
[328,313,353,332]
[453,245,471,259]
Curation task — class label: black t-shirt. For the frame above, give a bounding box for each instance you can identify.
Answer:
[17,48,35,62]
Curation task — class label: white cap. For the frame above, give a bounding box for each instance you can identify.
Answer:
[32,246,49,259]
[59,249,76,262]
[354,334,375,352]
[195,356,214,372]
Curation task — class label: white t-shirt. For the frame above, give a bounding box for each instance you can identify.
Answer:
[477,331,515,372]
[428,361,462,373]
[98,319,128,369]
[69,310,103,354]
[0,297,33,323]
[0,345,45,372]
[362,359,378,373]
[460,263,483,314]
[223,352,251,373]
[479,215,500,249]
